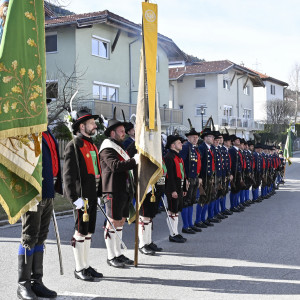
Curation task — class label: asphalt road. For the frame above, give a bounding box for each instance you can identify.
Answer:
[1,155,300,300]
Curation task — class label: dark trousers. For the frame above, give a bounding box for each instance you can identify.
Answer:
[21,198,53,249]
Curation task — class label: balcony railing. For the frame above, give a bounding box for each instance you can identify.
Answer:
[76,100,183,125]
[218,116,264,131]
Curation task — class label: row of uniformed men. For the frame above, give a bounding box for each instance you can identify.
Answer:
[156,126,285,244]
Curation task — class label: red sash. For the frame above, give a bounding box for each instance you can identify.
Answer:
[174,154,185,179]
[196,150,201,174]
[42,132,59,177]
[79,139,101,176]
[209,149,215,171]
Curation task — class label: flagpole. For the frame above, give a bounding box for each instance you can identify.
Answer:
[134,0,149,267]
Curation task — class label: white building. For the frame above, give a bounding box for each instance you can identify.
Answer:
[169,60,265,139]
[252,70,288,122]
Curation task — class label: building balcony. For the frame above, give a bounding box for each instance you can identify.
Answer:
[218,116,264,131]
[76,99,183,125]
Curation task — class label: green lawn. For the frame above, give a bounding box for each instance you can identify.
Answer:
[0,194,73,222]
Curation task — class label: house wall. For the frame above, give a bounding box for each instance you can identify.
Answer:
[170,70,255,133]
[46,23,170,109]
[254,80,285,121]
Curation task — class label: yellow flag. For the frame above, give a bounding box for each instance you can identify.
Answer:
[142,2,157,130]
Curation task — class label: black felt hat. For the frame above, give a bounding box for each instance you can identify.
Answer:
[125,122,134,133]
[185,118,200,136]
[185,127,200,137]
[254,143,263,149]
[104,107,125,137]
[222,134,231,141]
[165,135,184,149]
[212,131,221,138]
[200,128,215,139]
[72,109,100,134]
[231,135,241,142]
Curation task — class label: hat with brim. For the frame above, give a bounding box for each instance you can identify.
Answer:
[248,140,254,146]
[200,128,215,139]
[230,135,241,142]
[104,107,125,137]
[254,143,263,149]
[222,134,231,141]
[240,138,246,144]
[165,135,184,149]
[72,109,100,133]
[104,119,125,137]
[212,131,221,139]
[125,122,134,134]
[185,127,200,137]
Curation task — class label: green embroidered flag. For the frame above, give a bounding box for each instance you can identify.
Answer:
[0,0,47,224]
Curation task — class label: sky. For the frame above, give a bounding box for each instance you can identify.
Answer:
[60,0,300,84]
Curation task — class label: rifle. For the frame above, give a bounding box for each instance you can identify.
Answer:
[52,208,63,275]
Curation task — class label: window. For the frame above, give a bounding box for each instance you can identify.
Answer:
[195,79,205,88]
[195,104,207,116]
[223,105,232,116]
[243,109,251,119]
[243,85,250,95]
[46,33,57,53]
[223,79,230,90]
[271,84,276,95]
[93,82,119,101]
[92,36,110,59]
[46,81,58,101]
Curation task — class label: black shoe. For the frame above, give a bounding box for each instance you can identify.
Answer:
[116,255,134,266]
[190,225,202,232]
[148,242,163,252]
[230,207,241,213]
[85,266,103,278]
[74,269,94,281]
[177,234,187,242]
[207,217,221,223]
[17,282,37,300]
[169,235,185,243]
[31,281,57,298]
[216,213,226,219]
[139,245,155,255]
[203,220,214,226]
[182,227,196,234]
[107,257,125,268]
[224,209,233,215]
[195,221,208,228]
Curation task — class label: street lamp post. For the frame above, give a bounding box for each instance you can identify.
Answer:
[200,106,205,130]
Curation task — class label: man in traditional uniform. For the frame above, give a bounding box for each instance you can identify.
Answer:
[243,140,254,205]
[252,143,263,203]
[17,99,62,300]
[123,121,135,150]
[197,128,216,227]
[179,126,202,234]
[64,109,103,281]
[126,140,163,255]
[164,135,187,243]
[229,136,244,212]
[219,134,233,216]
[99,111,139,267]
[206,132,223,223]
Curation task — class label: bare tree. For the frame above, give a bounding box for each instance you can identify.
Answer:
[47,64,89,125]
[266,99,295,125]
[289,62,300,123]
